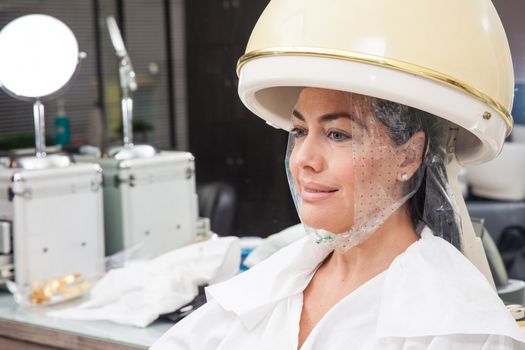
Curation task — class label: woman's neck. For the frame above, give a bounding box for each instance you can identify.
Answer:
[324,207,419,285]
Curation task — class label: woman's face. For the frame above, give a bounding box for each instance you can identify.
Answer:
[289,88,405,234]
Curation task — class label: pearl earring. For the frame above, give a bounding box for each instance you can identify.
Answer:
[401,173,409,182]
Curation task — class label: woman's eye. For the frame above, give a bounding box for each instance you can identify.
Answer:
[291,127,307,138]
[327,130,350,141]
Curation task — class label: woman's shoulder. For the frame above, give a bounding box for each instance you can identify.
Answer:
[204,235,331,327]
[376,227,525,344]
[151,235,329,349]
[150,299,236,349]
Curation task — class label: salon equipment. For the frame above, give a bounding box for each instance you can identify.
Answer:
[467,201,525,245]
[0,151,104,289]
[471,217,525,305]
[95,151,199,257]
[102,17,197,256]
[74,17,198,258]
[468,201,525,283]
[466,142,525,201]
[465,125,525,201]
[0,15,105,294]
[105,16,142,155]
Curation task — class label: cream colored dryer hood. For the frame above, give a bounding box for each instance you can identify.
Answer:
[237,0,515,165]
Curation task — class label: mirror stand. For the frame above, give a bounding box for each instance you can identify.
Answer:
[120,62,134,148]
[33,100,46,158]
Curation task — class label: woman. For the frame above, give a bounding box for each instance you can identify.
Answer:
[152,0,525,348]
[289,88,440,346]
[151,88,525,349]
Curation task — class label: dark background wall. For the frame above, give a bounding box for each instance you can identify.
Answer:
[184,0,299,236]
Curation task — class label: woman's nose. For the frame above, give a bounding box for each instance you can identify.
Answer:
[291,134,324,173]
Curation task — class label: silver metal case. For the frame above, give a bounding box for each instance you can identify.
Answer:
[96,151,198,257]
[0,163,105,287]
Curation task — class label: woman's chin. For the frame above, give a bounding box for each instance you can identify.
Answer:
[300,205,353,234]
[300,213,352,234]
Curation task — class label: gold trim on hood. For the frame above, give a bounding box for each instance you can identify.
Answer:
[237,47,513,135]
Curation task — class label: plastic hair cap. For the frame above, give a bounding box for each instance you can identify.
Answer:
[237,0,514,165]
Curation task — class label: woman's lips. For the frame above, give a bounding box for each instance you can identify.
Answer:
[300,182,338,203]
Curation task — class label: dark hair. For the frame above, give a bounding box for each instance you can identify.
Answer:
[371,98,462,250]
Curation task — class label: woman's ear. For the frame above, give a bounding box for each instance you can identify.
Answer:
[398,131,426,179]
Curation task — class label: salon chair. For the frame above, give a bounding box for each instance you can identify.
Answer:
[197,182,236,236]
[469,207,525,305]
[467,200,525,279]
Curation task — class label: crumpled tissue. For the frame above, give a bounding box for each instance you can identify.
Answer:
[48,236,240,327]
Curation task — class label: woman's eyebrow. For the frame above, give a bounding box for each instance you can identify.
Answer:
[292,109,305,120]
[292,109,367,130]
[319,112,367,130]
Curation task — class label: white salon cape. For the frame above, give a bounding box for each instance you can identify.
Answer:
[151,228,525,349]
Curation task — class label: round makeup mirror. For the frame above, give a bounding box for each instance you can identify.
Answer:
[0,14,82,163]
